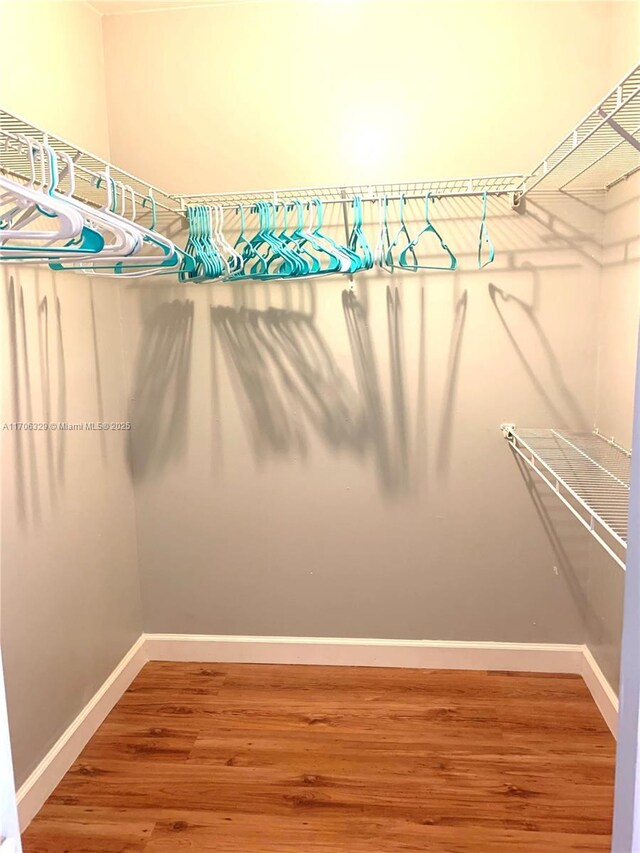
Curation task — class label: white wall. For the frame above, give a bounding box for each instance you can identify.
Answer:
[121,191,605,644]
[98,0,625,648]
[0,0,110,159]
[0,0,143,787]
[102,0,633,192]
[586,170,640,692]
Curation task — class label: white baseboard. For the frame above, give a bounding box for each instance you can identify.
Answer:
[581,645,619,736]
[16,633,617,832]
[16,634,147,830]
[144,633,586,673]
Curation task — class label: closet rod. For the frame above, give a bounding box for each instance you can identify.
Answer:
[182,190,514,211]
[177,174,525,210]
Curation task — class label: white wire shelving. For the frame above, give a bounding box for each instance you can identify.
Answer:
[517,63,640,197]
[501,424,631,569]
[175,174,524,211]
[0,107,182,223]
[1,60,639,234]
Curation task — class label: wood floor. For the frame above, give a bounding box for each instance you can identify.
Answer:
[22,663,615,853]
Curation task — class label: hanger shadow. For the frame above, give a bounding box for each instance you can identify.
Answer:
[488,272,588,430]
[436,281,468,480]
[128,298,194,480]
[209,281,426,499]
[510,449,604,639]
[4,268,67,526]
[212,300,364,464]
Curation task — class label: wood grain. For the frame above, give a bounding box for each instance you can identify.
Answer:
[21,662,615,852]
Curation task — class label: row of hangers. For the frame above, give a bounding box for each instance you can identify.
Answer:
[0,134,495,281]
[0,135,193,277]
[180,191,495,283]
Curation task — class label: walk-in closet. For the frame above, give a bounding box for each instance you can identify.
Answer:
[1,1,640,851]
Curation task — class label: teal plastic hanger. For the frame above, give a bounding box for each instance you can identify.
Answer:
[256,198,335,278]
[180,204,222,281]
[387,194,418,271]
[266,202,307,278]
[307,197,348,274]
[228,204,259,280]
[399,192,457,271]
[375,195,393,271]
[263,201,303,278]
[243,202,281,279]
[477,191,495,269]
[313,196,362,275]
[288,200,322,276]
[347,195,373,271]
[54,184,187,276]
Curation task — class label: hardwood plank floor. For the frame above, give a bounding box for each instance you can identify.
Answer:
[21,663,615,852]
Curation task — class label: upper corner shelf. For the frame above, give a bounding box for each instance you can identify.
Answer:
[0,107,180,219]
[501,424,630,570]
[517,63,640,197]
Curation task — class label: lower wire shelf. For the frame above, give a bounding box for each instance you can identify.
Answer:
[501,424,631,570]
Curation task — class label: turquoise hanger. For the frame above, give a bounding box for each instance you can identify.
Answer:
[388,195,418,271]
[376,195,394,271]
[228,204,259,280]
[347,195,373,271]
[399,192,457,271]
[477,191,495,269]
[181,204,223,281]
[142,193,157,231]
[312,196,362,275]
[55,185,187,276]
[266,202,307,278]
[263,201,303,278]
[244,202,276,279]
[307,197,345,274]
[288,199,322,276]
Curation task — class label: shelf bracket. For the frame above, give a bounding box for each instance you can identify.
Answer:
[598,108,640,152]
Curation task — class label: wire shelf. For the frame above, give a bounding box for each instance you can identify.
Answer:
[177,174,524,210]
[0,107,182,222]
[502,425,631,570]
[518,63,640,196]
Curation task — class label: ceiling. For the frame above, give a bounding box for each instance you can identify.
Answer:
[86,0,253,15]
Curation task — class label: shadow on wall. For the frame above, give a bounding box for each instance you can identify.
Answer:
[342,284,428,496]
[488,269,588,431]
[127,192,604,501]
[206,283,430,499]
[4,269,67,526]
[510,449,598,631]
[436,276,468,479]
[128,298,194,480]
[212,300,363,462]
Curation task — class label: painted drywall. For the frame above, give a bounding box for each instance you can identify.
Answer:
[581,0,640,693]
[585,170,640,693]
[0,0,110,159]
[102,1,634,193]
[99,0,634,648]
[0,0,143,787]
[596,173,640,450]
[118,192,605,644]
